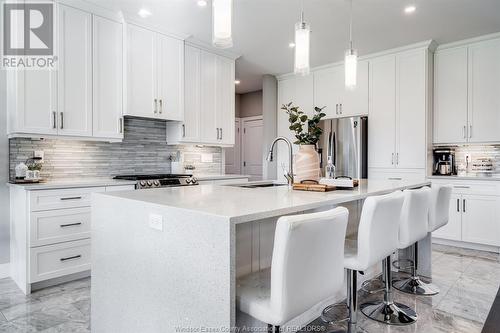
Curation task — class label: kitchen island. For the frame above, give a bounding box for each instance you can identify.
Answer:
[91,179,430,333]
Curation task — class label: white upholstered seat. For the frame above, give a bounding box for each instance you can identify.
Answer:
[236,207,349,329]
[428,185,453,233]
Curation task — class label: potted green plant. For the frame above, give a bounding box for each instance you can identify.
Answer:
[282,103,326,182]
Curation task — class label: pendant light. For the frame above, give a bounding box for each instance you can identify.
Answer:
[212,0,233,48]
[294,9,310,75]
[345,0,357,90]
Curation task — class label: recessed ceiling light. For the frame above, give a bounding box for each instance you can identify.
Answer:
[234,80,241,85]
[288,42,296,48]
[138,8,152,18]
[197,0,207,7]
[404,5,416,14]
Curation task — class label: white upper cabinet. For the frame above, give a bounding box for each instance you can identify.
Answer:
[368,55,397,169]
[433,47,468,144]
[126,24,184,121]
[368,47,430,171]
[468,39,500,143]
[313,61,368,119]
[157,34,184,121]
[93,15,124,139]
[57,5,93,137]
[167,46,236,146]
[434,36,500,144]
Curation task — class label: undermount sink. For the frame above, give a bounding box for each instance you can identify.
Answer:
[228,182,288,189]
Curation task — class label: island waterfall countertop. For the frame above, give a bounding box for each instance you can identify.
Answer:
[97,178,431,224]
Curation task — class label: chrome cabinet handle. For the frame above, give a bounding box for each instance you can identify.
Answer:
[453,185,470,189]
[60,112,64,129]
[391,153,394,165]
[154,99,158,114]
[159,99,163,114]
[457,198,460,212]
[388,177,402,180]
[396,153,399,165]
[336,104,338,115]
[182,124,186,137]
[463,199,466,212]
[340,103,343,114]
[60,255,81,262]
[220,128,223,140]
[216,128,219,140]
[60,222,82,228]
[52,111,57,129]
[60,196,82,201]
[469,125,472,138]
[463,125,466,139]
[119,117,123,134]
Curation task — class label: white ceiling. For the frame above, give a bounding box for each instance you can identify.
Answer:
[86,0,500,93]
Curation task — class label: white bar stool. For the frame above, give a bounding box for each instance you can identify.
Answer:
[393,187,440,295]
[428,185,453,234]
[236,207,349,333]
[343,191,417,329]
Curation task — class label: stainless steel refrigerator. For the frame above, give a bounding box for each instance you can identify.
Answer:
[318,116,368,179]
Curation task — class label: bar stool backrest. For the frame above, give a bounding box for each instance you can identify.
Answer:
[428,185,453,232]
[398,187,431,248]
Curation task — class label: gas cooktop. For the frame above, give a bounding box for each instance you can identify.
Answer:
[113,174,198,189]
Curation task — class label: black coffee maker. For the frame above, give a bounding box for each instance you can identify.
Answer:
[433,148,456,176]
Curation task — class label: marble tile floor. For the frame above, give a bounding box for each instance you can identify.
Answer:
[0,244,498,332]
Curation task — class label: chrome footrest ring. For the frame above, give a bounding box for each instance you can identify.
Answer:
[321,303,349,325]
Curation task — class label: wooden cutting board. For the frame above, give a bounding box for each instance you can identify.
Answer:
[292,183,337,192]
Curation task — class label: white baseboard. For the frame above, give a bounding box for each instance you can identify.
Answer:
[432,237,500,253]
[0,263,10,279]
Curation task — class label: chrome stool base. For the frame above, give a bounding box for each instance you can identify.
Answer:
[360,301,417,325]
[393,276,439,296]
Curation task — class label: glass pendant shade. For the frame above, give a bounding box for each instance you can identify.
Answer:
[212,0,233,48]
[294,20,310,75]
[345,48,357,90]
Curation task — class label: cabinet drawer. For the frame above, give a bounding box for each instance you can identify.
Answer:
[30,239,91,283]
[30,187,105,211]
[431,179,499,196]
[30,208,90,247]
[105,185,136,192]
[368,168,426,181]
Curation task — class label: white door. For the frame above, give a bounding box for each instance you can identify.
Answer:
[92,16,123,139]
[432,194,462,241]
[157,34,184,121]
[462,195,500,246]
[13,70,58,135]
[57,5,92,137]
[433,47,468,144]
[313,66,343,119]
[342,60,369,117]
[368,55,396,169]
[216,56,235,144]
[468,39,500,143]
[127,24,157,118]
[225,119,241,174]
[396,49,426,169]
[199,51,218,143]
[242,118,264,181]
[182,45,201,142]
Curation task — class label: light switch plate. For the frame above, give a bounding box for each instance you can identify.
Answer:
[201,153,213,163]
[149,214,163,231]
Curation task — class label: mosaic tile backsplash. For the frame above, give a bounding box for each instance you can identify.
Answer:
[451,145,500,175]
[9,117,223,180]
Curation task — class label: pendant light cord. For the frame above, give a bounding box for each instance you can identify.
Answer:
[349,0,353,50]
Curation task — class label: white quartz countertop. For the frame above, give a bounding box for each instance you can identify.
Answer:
[428,174,500,181]
[194,174,251,181]
[7,178,137,190]
[98,179,431,224]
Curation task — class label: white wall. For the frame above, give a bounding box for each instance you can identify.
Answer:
[0,70,10,264]
[239,90,262,118]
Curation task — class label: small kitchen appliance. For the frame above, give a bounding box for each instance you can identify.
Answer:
[433,148,456,176]
[113,174,199,189]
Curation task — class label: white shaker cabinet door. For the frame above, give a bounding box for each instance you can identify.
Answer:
[468,39,500,143]
[396,49,426,169]
[368,55,396,168]
[126,24,157,118]
[157,34,184,121]
[313,66,343,119]
[342,60,369,117]
[57,5,92,137]
[92,16,123,139]
[433,47,468,144]
[216,55,235,145]
[199,51,218,143]
[462,195,500,246]
[432,194,462,241]
[294,74,314,116]
[182,45,201,142]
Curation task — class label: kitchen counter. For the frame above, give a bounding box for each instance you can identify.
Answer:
[7,178,137,190]
[91,178,430,333]
[428,174,500,181]
[193,174,251,181]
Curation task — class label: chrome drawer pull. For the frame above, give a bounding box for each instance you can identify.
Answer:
[60,196,82,201]
[453,186,470,189]
[60,255,81,262]
[60,222,82,228]
[388,177,402,180]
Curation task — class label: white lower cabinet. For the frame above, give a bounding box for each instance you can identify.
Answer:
[10,184,135,294]
[431,179,500,248]
[368,168,426,181]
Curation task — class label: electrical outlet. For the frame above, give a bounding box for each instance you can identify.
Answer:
[149,214,163,231]
[34,150,44,162]
[201,153,213,163]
